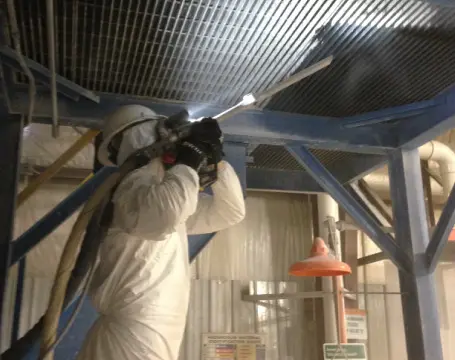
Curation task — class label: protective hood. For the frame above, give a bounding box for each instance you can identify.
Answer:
[117,120,165,178]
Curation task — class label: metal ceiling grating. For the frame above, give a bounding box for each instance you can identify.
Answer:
[7,0,329,104]
[3,0,455,117]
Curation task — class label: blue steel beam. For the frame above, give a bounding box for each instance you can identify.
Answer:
[286,145,412,273]
[189,143,247,261]
[0,113,22,353]
[388,149,443,360]
[9,89,397,154]
[426,182,455,272]
[398,85,455,149]
[0,46,100,103]
[10,167,117,267]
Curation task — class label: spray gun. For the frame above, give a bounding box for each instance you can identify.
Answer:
[131,56,334,179]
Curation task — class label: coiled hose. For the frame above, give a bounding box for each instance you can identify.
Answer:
[38,158,141,360]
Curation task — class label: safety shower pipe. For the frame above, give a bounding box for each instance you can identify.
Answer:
[318,194,348,343]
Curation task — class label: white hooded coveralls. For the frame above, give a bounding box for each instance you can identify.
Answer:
[77,122,245,360]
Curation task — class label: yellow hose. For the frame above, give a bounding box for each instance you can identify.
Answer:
[39,160,135,359]
[39,171,119,359]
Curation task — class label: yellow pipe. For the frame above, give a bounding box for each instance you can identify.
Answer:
[80,173,94,185]
[17,130,99,207]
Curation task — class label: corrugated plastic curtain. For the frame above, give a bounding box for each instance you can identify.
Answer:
[193,192,314,281]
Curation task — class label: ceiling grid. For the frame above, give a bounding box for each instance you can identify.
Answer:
[5,0,453,117]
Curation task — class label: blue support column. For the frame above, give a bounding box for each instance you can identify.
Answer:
[0,114,22,353]
[188,143,247,261]
[388,149,443,360]
[286,145,412,273]
[426,182,455,272]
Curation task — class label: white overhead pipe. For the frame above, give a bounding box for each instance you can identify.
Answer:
[418,141,455,197]
[364,172,444,198]
[365,140,455,202]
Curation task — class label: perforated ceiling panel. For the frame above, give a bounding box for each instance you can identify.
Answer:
[247,144,383,184]
[4,0,455,117]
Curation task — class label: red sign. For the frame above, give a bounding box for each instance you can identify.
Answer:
[449,229,455,241]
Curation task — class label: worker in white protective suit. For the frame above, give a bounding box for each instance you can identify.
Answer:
[77,105,245,360]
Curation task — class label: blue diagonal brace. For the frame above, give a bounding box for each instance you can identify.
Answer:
[0,45,100,103]
[426,182,455,272]
[286,145,412,273]
[10,167,116,266]
[189,143,247,261]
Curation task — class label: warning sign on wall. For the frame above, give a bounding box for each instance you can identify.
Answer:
[323,343,367,360]
[202,333,266,360]
[345,309,368,340]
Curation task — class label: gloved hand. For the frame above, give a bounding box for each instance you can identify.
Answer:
[190,117,223,162]
[190,118,222,146]
[175,140,208,172]
[176,118,224,182]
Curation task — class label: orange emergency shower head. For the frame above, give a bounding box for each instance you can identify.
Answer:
[289,237,352,277]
